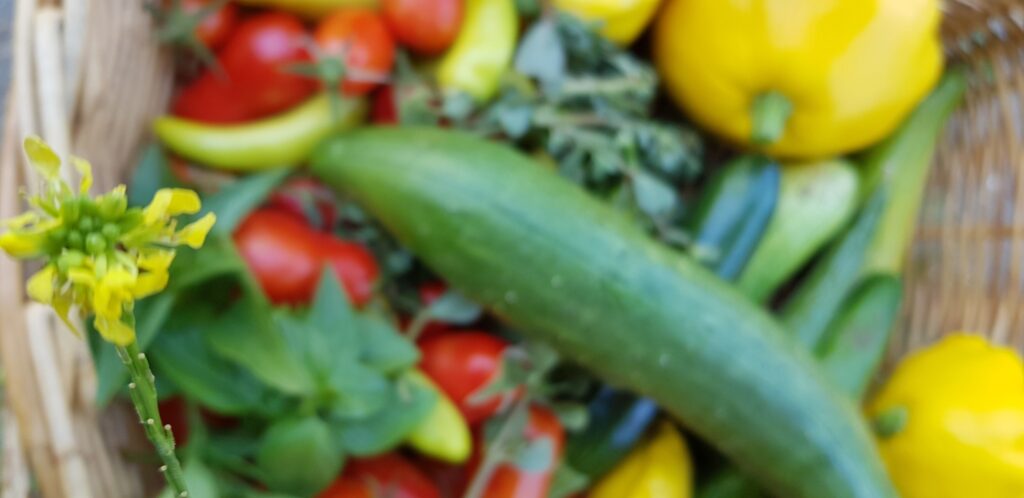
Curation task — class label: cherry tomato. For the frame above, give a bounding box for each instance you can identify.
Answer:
[180,0,239,50]
[235,208,323,305]
[382,0,463,55]
[234,208,379,307]
[314,9,396,96]
[468,406,565,498]
[320,237,379,307]
[220,12,317,117]
[267,178,339,231]
[318,454,441,498]
[371,85,399,124]
[158,398,190,447]
[172,72,252,124]
[419,332,519,425]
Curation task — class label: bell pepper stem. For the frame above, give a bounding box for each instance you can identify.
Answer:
[751,91,793,146]
[117,340,189,497]
[872,406,909,439]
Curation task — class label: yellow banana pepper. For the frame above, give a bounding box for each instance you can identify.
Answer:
[437,0,518,101]
[654,0,944,159]
[869,334,1024,498]
[405,371,472,464]
[553,0,662,45]
[591,421,693,498]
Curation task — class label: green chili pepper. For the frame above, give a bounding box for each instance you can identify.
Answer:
[153,94,366,172]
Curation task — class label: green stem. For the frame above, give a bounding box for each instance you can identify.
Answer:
[117,340,189,497]
[750,91,793,146]
[872,406,909,439]
[462,398,531,498]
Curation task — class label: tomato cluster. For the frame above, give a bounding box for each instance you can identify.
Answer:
[169,0,464,124]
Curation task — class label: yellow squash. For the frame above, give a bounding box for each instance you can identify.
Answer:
[654,0,944,159]
[869,334,1024,498]
[590,421,692,498]
[553,0,662,45]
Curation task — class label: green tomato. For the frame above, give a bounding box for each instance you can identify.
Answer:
[257,415,344,496]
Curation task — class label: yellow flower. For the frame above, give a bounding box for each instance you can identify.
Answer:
[0,137,216,345]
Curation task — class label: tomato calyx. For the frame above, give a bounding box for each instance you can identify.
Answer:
[289,43,391,119]
[150,0,229,68]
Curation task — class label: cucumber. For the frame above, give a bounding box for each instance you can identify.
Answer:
[687,157,780,280]
[565,160,779,481]
[818,274,903,400]
[312,127,896,498]
[738,160,859,302]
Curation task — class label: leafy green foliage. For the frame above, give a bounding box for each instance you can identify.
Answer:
[330,376,436,455]
[257,416,343,496]
[390,14,702,241]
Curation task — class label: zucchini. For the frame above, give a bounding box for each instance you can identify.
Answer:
[738,160,859,302]
[565,388,659,479]
[818,274,903,400]
[312,127,896,498]
[686,157,780,280]
[859,70,968,274]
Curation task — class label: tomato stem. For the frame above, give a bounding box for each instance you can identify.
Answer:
[462,397,531,498]
[750,91,793,146]
[117,338,189,496]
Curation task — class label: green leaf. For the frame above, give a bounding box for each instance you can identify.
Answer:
[199,168,291,235]
[149,308,266,415]
[550,402,589,432]
[205,298,316,396]
[332,380,436,456]
[169,234,247,292]
[356,315,420,374]
[426,290,483,325]
[631,169,678,218]
[324,359,392,419]
[128,144,184,207]
[306,269,361,372]
[515,18,566,89]
[549,464,590,498]
[514,436,555,473]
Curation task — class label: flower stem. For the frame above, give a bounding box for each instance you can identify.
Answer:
[116,340,189,496]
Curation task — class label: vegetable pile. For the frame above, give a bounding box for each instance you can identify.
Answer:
[11,0,1021,497]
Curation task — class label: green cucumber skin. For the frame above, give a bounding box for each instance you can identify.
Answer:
[312,128,895,498]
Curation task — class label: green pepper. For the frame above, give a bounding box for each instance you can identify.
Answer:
[153,94,366,172]
[436,0,518,101]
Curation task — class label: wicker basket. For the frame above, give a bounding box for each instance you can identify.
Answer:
[0,0,1021,496]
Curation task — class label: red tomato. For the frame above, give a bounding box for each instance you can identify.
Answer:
[234,208,379,307]
[234,208,323,305]
[321,237,379,307]
[318,454,441,498]
[468,406,565,498]
[172,72,252,124]
[180,0,238,49]
[220,12,317,117]
[371,85,399,124]
[419,332,519,425]
[158,398,190,447]
[314,9,396,96]
[267,178,339,231]
[382,0,463,55]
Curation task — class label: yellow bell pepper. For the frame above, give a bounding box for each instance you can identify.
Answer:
[553,0,662,45]
[654,0,944,159]
[590,421,693,498]
[869,334,1024,498]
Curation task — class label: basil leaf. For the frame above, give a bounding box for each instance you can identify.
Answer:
[205,298,315,396]
[357,315,419,374]
[332,380,436,456]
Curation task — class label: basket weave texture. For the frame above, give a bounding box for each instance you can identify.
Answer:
[0,0,1022,496]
